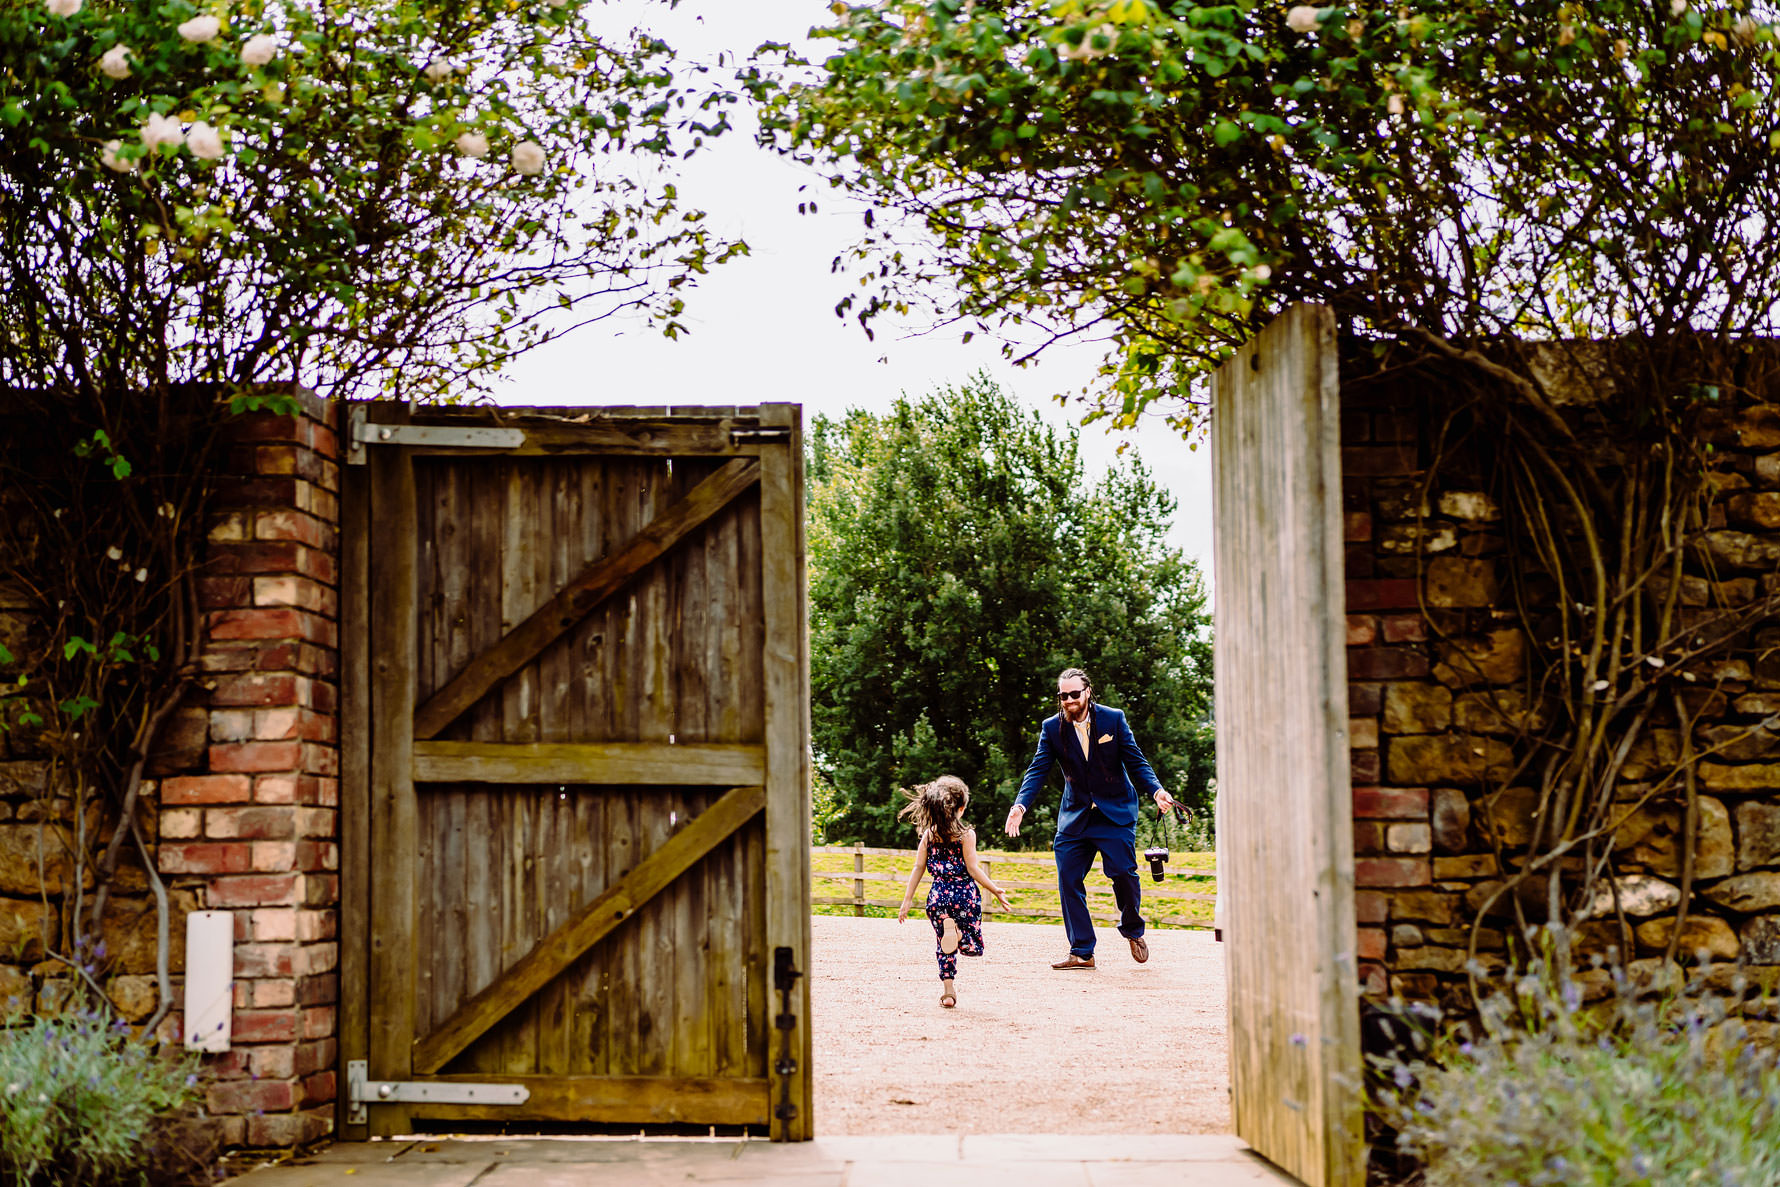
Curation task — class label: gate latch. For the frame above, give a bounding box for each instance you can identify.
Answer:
[345,1060,531,1125]
[771,946,803,1126]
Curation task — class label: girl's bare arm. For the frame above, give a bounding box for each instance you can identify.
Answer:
[961,828,1010,909]
[897,833,930,921]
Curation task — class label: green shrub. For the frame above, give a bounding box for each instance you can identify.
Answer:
[1372,945,1780,1187]
[0,1005,212,1186]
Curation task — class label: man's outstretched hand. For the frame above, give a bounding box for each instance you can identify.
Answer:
[1154,789,1179,815]
[1004,805,1024,837]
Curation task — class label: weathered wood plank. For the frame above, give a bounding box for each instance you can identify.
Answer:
[336,451,372,1138]
[400,420,755,458]
[411,784,767,1075]
[756,403,813,1140]
[366,436,419,1136]
[378,1075,771,1126]
[1213,304,1362,1187]
[412,741,767,786]
[413,458,761,740]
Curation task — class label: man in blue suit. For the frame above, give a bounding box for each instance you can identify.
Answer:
[1005,667,1178,969]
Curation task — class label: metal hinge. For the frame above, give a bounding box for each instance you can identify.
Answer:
[345,405,526,465]
[771,946,803,1126]
[345,1060,530,1125]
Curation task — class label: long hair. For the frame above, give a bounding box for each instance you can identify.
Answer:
[896,775,970,842]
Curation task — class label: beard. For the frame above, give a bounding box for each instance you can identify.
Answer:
[1062,698,1090,722]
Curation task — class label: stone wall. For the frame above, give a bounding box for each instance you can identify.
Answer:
[0,393,342,1149]
[1342,369,1780,1013]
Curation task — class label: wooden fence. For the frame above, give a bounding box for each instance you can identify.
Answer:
[810,844,1217,929]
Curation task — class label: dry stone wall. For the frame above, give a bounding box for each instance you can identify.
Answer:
[1342,371,1780,1014]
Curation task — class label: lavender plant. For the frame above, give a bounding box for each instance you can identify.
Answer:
[1372,943,1780,1187]
[0,1005,210,1186]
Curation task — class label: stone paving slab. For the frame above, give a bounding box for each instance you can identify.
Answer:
[231,1135,1299,1187]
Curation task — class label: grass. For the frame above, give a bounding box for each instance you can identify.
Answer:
[810,845,1217,929]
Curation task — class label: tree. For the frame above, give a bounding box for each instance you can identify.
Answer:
[760,0,1780,430]
[808,376,1212,848]
[0,0,744,1026]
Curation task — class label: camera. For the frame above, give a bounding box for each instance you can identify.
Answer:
[1143,845,1169,882]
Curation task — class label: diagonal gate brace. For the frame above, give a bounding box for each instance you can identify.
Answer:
[410,783,767,1075]
[413,457,760,740]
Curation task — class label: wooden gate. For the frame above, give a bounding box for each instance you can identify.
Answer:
[337,403,813,1140]
[1212,305,1363,1186]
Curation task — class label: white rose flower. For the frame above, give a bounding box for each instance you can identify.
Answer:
[1669,0,1686,13]
[100,44,131,79]
[510,140,546,175]
[177,15,221,43]
[240,34,277,66]
[422,57,458,84]
[101,139,135,173]
[186,121,224,160]
[548,0,568,8]
[1386,93,1404,115]
[1251,264,1272,281]
[140,112,184,152]
[105,546,123,561]
[1285,5,1320,33]
[454,130,490,158]
[45,0,81,17]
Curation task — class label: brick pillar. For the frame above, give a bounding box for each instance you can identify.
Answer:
[160,393,341,1149]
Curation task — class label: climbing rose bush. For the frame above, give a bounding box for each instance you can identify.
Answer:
[0,0,745,401]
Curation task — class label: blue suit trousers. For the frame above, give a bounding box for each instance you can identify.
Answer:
[1054,811,1143,958]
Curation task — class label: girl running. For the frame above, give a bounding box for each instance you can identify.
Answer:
[895,775,1011,1008]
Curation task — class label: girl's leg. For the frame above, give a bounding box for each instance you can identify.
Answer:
[958,889,985,957]
[940,978,956,1007]
[926,899,958,980]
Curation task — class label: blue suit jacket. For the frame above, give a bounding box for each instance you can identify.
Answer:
[1015,703,1163,837]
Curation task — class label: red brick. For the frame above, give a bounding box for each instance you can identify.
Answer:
[1348,683,1383,715]
[1346,615,1376,646]
[295,808,335,839]
[1359,963,1389,996]
[307,680,338,714]
[311,423,341,462]
[197,576,254,610]
[210,673,300,708]
[253,575,336,616]
[230,1009,300,1044]
[250,907,299,942]
[163,774,253,806]
[252,979,298,1008]
[294,544,336,585]
[1351,750,1380,783]
[208,873,303,907]
[252,841,298,872]
[161,808,203,839]
[303,873,339,908]
[302,1004,336,1040]
[249,1045,296,1080]
[206,806,297,840]
[228,412,307,446]
[302,941,339,976]
[299,973,338,1007]
[296,910,337,942]
[302,1070,337,1106]
[302,743,338,777]
[1355,857,1432,888]
[1354,787,1429,818]
[297,708,336,743]
[1381,614,1428,643]
[1347,648,1431,680]
[236,943,297,978]
[208,1077,296,1116]
[210,709,256,742]
[1346,579,1421,611]
[1357,927,1388,961]
[254,510,328,549]
[254,774,300,804]
[1344,511,1372,542]
[294,1038,337,1076]
[1355,891,1389,924]
[210,740,303,773]
[244,1107,332,1149]
[210,608,307,641]
[160,842,251,875]
[214,475,303,509]
[207,540,302,576]
[1353,821,1384,853]
[293,839,337,872]
[254,708,300,741]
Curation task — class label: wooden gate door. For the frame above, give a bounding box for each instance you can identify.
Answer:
[1212,305,1362,1186]
[338,403,813,1140]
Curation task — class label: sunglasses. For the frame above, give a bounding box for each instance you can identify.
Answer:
[1057,689,1088,702]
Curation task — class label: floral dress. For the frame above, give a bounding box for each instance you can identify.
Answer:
[924,829,985,980]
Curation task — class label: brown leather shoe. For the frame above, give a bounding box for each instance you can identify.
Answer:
[1051,953,1095,970]
[1129,936,1150,963]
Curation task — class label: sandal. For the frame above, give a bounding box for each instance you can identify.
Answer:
[940,991,956,1008]
[940,915,961,955]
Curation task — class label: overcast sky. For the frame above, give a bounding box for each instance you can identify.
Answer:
[497,1,1216,575]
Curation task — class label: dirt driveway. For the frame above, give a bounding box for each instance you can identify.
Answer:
[809,915,1232,1135]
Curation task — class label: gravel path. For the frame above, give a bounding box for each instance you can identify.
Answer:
[810,915,1232,1135]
